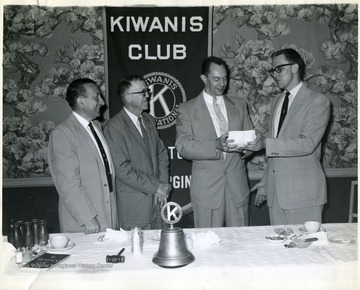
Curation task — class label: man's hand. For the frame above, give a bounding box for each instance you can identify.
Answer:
[84,217,100,234]
[154,183,171,207]
[235,147,253,159]
[216,133,237,152]
[250,182,267,207]
[244,133,266,152]
[154,192,167,207]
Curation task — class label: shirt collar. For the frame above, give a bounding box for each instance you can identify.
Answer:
[203,90,223,102]
[73,111,91,129]
[288,81,303,97]
[124,106,140,124]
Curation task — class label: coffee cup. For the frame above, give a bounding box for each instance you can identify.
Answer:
[304,221,321,233]
[48,235,69,249]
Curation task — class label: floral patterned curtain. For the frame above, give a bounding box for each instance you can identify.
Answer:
[2,4,358,178]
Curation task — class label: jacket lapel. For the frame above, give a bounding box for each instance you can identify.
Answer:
[194,93,218,139]
[278,86,306,137]
[68,114,104,166]
[120,109,154,168]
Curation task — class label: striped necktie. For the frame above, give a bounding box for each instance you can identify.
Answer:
[213,97,228,135]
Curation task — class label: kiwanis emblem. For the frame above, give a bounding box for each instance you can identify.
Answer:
[144,72,186,130]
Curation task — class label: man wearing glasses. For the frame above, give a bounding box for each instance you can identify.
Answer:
[104,75,170,230]
[246,48,330,225]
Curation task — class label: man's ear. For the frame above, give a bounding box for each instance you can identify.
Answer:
[292,63,299,75]
[77,96,84,108]
[200,74,207,84]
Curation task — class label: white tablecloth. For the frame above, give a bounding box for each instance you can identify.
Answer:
[1,223,358,290]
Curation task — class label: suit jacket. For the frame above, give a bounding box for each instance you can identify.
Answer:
[48,113,118,233]
[103,109,169,226]
[175,93,253,209]
[263,85,330,209]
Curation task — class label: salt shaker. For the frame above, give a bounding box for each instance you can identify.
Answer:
[131,227,143,255]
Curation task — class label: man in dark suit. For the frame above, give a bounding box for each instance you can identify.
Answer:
[175,56,253,228]
[104,75,170,230]
[48,78,118,233]
[246,48,330,225]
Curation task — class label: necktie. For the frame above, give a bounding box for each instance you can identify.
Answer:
[213,97,228,136]
[277,91,290,137]
[138,116,150,148]
[88,122,113,193]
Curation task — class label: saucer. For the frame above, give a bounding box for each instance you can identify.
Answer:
[328,236,356,245]
[299,226,316,234]
[46,241,75,252]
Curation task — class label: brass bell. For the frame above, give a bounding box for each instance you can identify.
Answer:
[152,202,195,268]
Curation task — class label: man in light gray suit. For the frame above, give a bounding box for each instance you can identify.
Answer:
[246,48,330,225]
[175,56,253,228]
[104,75,170,230]
[48,78,118,233]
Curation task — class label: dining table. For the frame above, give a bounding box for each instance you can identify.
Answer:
[1,223,358,290]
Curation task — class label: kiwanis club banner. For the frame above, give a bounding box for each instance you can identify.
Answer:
[105,7,211,216]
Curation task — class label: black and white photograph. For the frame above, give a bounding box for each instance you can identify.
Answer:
[1,0,358,289]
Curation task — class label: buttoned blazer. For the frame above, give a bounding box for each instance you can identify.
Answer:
[175,93,253,209]
[263,85,330,209]
[48,113,118,233]
[103,109,169,225]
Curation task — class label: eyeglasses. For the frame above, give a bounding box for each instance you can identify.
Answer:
[268,63,295,75]
[128,88,151,97]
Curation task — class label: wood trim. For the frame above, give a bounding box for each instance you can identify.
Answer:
[2,168,357,188]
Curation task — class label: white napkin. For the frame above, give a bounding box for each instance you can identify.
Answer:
[191,231,221,249]
[307,231,328,248]
[228,130,256,147]
[1,242,16,271]
[103,228,129,243]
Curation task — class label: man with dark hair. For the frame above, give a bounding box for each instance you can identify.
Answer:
[175,56,253,228]
[104,75,170,230]
[48,78,118,233]
[246,48,331,225]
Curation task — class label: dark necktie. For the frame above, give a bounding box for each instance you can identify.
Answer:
[88,122,113,192]
[277,91,290,137]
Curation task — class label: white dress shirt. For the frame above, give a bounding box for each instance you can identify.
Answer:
[124,107,144,137]
[73,111,113,173]
[203,90,228,138]
[274,82,303,137]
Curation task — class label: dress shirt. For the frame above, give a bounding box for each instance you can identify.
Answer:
[203,90,228,138]
[124,107,144,137]
[73,111,113,173]
[274,82,303,137]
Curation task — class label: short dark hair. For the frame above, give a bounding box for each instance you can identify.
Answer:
[117,75,145,101]
[201,56,228,76]
[66,78,97,110]
[272,48,306,80]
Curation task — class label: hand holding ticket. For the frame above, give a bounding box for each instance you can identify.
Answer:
[228,130,256,148]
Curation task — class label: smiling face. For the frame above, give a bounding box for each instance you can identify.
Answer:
[201,63,228,97]
[271,54,300,91]
[77,83,105,121]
